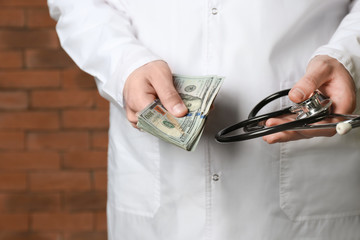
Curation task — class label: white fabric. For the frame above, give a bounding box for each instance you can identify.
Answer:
[48,0,360,239]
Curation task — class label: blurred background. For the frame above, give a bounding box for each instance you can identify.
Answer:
[0,0,109,239]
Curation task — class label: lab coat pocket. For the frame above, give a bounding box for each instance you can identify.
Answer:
[107,133,161,218]
[279,132,360,221]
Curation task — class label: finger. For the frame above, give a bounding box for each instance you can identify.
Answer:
[125,106,139,127]
[289,61,331,103]
[263,131,304,144]
[264,127,336,144]
[263,117,305,143]
[124,78,157,113]
[263,117,336,143]
[268,116,337,138]
[123,88,156,128]
[158,88,188,117]
[151,72,188,118]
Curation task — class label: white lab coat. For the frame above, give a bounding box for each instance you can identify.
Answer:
[48,0,360,239]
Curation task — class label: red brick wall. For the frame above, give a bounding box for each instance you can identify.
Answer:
[0,0,109,239]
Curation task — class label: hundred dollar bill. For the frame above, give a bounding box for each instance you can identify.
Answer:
[137,74,224,151]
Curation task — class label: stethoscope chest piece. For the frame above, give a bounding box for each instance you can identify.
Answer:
[290,91,332,119]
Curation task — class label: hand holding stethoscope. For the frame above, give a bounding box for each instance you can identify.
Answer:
[216,55,359,143]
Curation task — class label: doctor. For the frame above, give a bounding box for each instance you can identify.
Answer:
[48,0,360,239]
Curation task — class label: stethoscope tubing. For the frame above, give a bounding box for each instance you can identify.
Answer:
[215,89,360,143]
[350,116,360,128]
[215,109,329,142]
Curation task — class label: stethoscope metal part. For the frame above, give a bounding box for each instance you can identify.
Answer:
[215,89,360,142]
[289,91,332,119]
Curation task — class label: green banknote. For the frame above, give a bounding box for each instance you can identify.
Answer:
[137,74,224,151]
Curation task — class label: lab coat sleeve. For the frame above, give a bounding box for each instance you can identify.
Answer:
[48,0,162,107]
[312,0,360,89]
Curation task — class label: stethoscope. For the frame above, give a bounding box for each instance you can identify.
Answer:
[215,89,360,142]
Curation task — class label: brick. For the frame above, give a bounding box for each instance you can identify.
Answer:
[0,152,60,170]
[95,212,107,231]
[0,30,58,49]
[65,232,107,240]
[0,193,61,212]
[91,131,108,150]
[94,171,107,191]
[65,192,106,211]
[0,9,25,27]
[0,232,60,240]
[62,69,96,89]
[0,0,46,7]
[63,151,107,169]
[0,91,27,110]
[31,90,95,109]
[95,94,109,109]
[62,110,109,129]
[25,49,74,68]
[0,173,27,191]
[0,51,23,68]
[32,212,93,231]
[0,70,60,89]
[27,8,56,28]
[27,132,89,150]
[0,131,24,150]
[0,213,28,231]
[30,171,91,191]
[0,112,59,130]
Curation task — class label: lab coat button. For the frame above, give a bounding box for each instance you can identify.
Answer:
[211,8,218,15]
[212,174,220,181]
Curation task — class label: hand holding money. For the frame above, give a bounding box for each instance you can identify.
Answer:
[137,75,224,151]
[123,61,188,128]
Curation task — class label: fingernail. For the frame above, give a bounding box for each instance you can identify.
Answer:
[290,88,306,102]
[172,103,187,115]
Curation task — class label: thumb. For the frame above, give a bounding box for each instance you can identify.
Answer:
[160,88,188,117]
[288,76,317,103]
[152,77,188,118]
[289,56,336,103]
[289,67,329,103]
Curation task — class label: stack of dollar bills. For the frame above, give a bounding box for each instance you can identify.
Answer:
[137,74,224,151]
